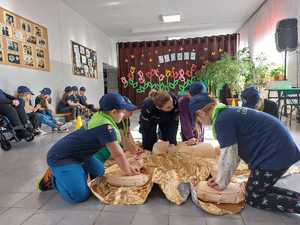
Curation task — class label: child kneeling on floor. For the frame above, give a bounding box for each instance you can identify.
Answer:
[38,93,140,203]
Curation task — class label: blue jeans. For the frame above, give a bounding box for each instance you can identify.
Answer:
[50,156,105,203]
[37,113,57,129]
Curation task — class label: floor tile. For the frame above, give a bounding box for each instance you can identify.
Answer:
[205,216,245,225]
[0,192,30,207]
[241,206,284,223]
[0,208,36,225]
[41,195,104,211]
[22,210,65,225]
[13,191,56,209]
[169,215,206,225]
[169,199,204,217]
[56,210,100,225]
[94,211,135,225]
[131,213,168,225]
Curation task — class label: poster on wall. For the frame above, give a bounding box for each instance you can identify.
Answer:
[71,40,98,79]
[0,7,50,71]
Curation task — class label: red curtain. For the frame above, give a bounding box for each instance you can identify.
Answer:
[118,34,239,106]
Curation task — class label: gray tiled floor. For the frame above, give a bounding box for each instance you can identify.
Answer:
[0,115,300,225]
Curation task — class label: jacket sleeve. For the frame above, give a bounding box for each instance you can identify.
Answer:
[0,90,14,104]
[179,97,194,140]
[215,144,240,189]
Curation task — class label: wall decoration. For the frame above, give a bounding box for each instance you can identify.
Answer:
[0,7,50,71]
[1,24,12,37]
[36,49,44,58]
[8,53,20,64]
[71,41,98,79]
[4,11,15,26]
[7,39,18,52]
[23,44,32,55]
[118,34,238,105]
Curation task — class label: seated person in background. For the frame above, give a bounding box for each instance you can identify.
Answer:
[0,88,33,139]
[79,87,97,112]
[179,81,207,144]
[35,88,70,132]
[57,86,81,120]
[71,85,89,117]
[16,86,44,136]
[241,86,278,118]
[219,84,232,105]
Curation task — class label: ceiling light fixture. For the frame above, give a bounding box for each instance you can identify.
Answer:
[106,1,121,6]
[161,14,181,23]
[167,36,182,40]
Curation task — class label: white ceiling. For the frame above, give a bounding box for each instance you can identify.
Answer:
[62,0,266,42]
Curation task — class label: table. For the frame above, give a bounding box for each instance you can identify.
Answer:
[267,87,300,124]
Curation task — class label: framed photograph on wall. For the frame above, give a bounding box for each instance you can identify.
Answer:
[0,6,50,71]
[71,40,98,79]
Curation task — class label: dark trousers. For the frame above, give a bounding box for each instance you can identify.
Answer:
[246,168,300,213]
[140,120,179,151]
[58,106,80,120]
[27,112,41,129]
[0,100,29,128]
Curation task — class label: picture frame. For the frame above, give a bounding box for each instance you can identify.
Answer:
[71,41,98,79]
[0,7,50,71]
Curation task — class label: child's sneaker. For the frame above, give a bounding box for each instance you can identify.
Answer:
[37,168,53,191]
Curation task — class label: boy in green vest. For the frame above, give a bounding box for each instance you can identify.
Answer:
[38,93,140,203]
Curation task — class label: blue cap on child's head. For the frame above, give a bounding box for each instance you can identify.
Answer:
[99,93,137,111]
[189,93,212,120]
[17,86,34,95]
[72,86,78,91]
[40,88,51,95]
[241,86,260,109]
[80,86,86,92]
[64,86,72,92]
[189,81,207,96]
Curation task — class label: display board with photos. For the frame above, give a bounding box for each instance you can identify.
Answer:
[71,41,97,79]
[0,7,50,71]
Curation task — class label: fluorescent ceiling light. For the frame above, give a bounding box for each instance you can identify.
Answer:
[162,14,181,23]
[168,36,182,40]
[105,1,121,6]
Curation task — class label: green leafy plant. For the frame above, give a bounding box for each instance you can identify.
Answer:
[270,65,284,80]
[195,53,242,96]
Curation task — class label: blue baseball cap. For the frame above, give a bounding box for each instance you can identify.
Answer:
[64,86,72,92]
[189,93,212,120]
[241,86,260,109]
[189,81,207,96]
[72,86,78,91]
[99,93,137,111]
[17,86,34,95]
[40,87,51,95]
[80,86,86,92]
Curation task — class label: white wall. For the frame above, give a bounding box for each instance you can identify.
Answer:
[0,0,117,108]
[239,0,299,86]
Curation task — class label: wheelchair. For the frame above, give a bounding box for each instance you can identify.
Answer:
[0,115,34,151]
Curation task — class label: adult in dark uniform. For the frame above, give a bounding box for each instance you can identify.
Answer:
[139,90,179,151]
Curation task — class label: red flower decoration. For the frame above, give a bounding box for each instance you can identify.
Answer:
[121,76,127,84]
[137,70,144,80]
[158,74,165,82]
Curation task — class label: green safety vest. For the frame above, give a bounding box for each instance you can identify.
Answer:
[88,112,121,162]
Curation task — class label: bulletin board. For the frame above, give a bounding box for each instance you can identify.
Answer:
[0,7,50,71]
[71,41,98,79]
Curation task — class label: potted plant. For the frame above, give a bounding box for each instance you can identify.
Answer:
[195,53,242,97]
[270,66,284,80]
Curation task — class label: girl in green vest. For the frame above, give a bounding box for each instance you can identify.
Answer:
[38,93,140,203]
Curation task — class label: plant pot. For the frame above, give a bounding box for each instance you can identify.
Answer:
[226,98,239,106]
